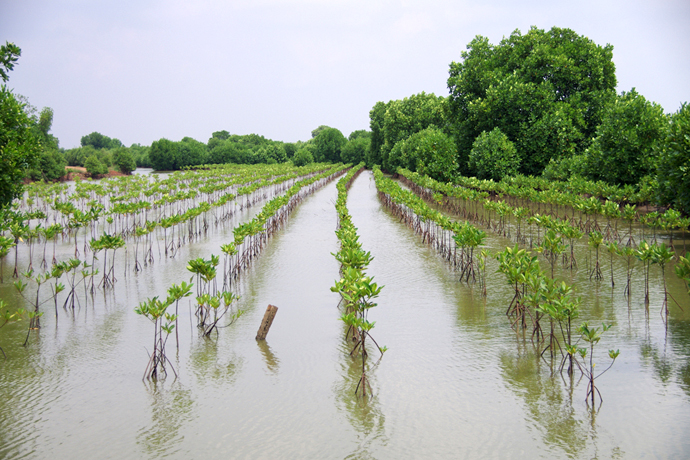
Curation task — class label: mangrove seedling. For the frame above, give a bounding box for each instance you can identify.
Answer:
[569,322,620,406]
[134,296,178,381]
[651,243,675,319]
[588,231,604,281]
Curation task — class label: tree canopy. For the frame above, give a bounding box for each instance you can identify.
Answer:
[584,88,668,185]
[447,26,617,175]
[81,131,123,150]
[0,41,21,83]
[313,127,346,163]
[0,43,41,208]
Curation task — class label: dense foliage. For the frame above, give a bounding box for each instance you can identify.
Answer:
[584,89,668,185]
[387,126,457,182]
[0,85,38,207]
[369,92,445,171]
[657,104,690,214]
[0,42,42,208]
[447,26,617,175]
[468,127,519,181]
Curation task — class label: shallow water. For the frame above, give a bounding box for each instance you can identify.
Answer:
[1,171,689,459]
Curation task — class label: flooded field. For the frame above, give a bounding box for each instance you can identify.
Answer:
[1,170,689,459]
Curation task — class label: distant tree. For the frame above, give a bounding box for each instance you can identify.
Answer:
[375,92,445,170]
[468,128,520,181]
[348,130,371,141]
[283,142,297,159]
[177,137,207,168]
[341,136,370,165]
[263,143,287,163]
[386,127,457,181]
[209,141,253,164]
[656,103,690,213]
[37,107,53,137]
[84,155,108,177]
[129,143,151,168]
[314,127,346,163]
[64,145,96,167]
[27,105,67,181]
[208,130,231,150]
[28,149,66,181]
[112,147,136,174]
[311,125,331,139]
[211,130,230,141]
[405,127,458,182]
[368,101,388,167]
[81,131,122,150]
[584,89,668,185]
[292,148,313,166]
[149,138,178,171]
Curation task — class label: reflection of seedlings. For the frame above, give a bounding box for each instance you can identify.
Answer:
[676,256,690,297]
[588,231,603,281]
[616,244,636,297]
[635,241,655,307]
[0,300,24,358]
[604,241,619,288]
[651,243,674,320]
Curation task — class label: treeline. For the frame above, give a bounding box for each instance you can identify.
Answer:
[367,26,689,214]
[146,127,372,171]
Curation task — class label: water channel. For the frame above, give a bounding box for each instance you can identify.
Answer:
[0,171,689,458]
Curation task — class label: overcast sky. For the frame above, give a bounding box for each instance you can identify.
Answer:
[1,0,688,149]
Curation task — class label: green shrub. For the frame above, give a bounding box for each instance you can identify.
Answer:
[468,128,519,181]
[542,154,587,181]
[112,148,136,174]
[292,148,313,167]
[656,103,690,213]
[84,155,108,177]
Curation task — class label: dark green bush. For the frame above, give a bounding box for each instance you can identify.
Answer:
[468,128,519,181]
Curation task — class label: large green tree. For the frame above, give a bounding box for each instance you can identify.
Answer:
[447,26,617,175]
[313,127,346,163]
[468,128,519,181]
[149,138,178,171]
[0,43,39,207]
[368,101,388,167]
[27,106,66,181]
[656,103,690,213]
[341,136,370,165]
[378,92,445,171]
[584,89,668,185]
[387,126,458,182]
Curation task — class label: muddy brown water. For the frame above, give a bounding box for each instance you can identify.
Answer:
[1,171,689,459]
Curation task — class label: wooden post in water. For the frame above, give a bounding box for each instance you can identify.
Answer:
[256,304,278,340]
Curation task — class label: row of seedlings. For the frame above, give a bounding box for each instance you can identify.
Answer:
[135,164,349,381]
[332,163,386,396]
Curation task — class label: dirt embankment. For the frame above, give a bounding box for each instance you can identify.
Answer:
[62,166,128,181]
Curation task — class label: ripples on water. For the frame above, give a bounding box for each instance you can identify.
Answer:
[0,171,689,458]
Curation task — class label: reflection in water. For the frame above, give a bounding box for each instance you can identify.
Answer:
[499,345,588,457]
[189,338,243,385]
[257,339,280,375]
[137,381,194,457]
[641,318,690,398]
[334,336,387,460]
